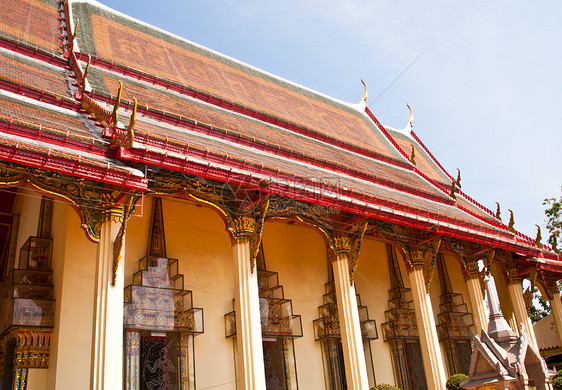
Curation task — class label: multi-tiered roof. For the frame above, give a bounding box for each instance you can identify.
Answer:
[0,0,560,271]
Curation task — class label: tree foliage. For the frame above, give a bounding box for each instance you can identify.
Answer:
[528,194,561,323]
[529,286,550,324]
[446,374,468,390]
[543,195,562,253]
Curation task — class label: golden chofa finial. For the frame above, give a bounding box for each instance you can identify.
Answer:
[407,103,413,128]
[111,81,123,128]
[124,97,137,149]
[361,78,368,103]
[409,144,416,166]
[455,168,461,189]
[495,202,501,221]
[71,18,79,42]
[535,225,543,248]
[449,180,457,199]
[508,209,515,233]
[80,54,91,93]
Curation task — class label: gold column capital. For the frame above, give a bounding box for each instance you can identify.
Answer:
[546,282,560,300]
[463,258,484,282]
[232,216,257,244]
[101,205,124,224]
[333,236,352,257]
[406,249,426,272]
[505,266,522,286]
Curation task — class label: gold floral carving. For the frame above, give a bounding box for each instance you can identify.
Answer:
[147,171,234,228]
[248,196,270,273]
[505,266,522,285]
[464,259,480,280]
[406,249,426,271]
[230,196,270,273]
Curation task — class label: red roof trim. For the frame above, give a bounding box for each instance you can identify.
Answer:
[0,75,80,112]
[364,106,512,233]
[0,36,68,69]
[116,145,560,260]
[0,139,146,190]
[117,145,521,242]
[409,129,541,246]
[0,116,108,156]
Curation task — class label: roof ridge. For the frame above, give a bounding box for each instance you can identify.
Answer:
[410,129,508,223]
[365,107,519,234]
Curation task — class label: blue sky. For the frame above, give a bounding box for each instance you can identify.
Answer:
[97,0,561,239]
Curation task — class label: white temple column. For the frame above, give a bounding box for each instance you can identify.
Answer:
[332,238,369,390]
[231,217,266,390]
[547,284,562,349]
[91,206,125,390]
[507,278,538,347]
[406,250,447,390]
[464,270,488,335]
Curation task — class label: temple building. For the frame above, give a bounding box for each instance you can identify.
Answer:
[0,0,561,389]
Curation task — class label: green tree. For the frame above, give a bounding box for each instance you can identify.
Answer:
[527,194,561,324]
[529,286,550,324]
[543,195,562,253]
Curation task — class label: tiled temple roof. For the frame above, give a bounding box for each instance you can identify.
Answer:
[0,0,559,263]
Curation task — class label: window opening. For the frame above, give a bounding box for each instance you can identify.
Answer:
[435,254,474,376]
[124,198,203,390]
[313,253,378,389]
[225,246,302,390]
[381,244,427,390]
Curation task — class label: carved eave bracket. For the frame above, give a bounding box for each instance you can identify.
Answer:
[229,196,270,274]
[495,249,522,286]
[111,194,140,286]
[372,220,441,292]
[331,219,368,285]
[0,163,139,243]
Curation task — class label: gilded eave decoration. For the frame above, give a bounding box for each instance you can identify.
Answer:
[0,163,125,242]
[148,170,270,273]
[111,194,141,285]
[371,220,441,292]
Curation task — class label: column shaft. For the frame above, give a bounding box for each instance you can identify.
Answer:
[91,211,124,390]
[507,282,538,347]
[466,276,488,335]
[408,267,447,390]
[232,240,266,390]
[548,292,562,349]
[332,254,369,390]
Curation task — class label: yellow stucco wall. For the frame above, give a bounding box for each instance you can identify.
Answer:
[48,201,97,390]
[354,238,396,386]
[126,197,237,390]
[13,188,41,266]
[261,220,328,390]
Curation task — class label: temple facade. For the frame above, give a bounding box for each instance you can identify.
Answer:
[0,1,561,390]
